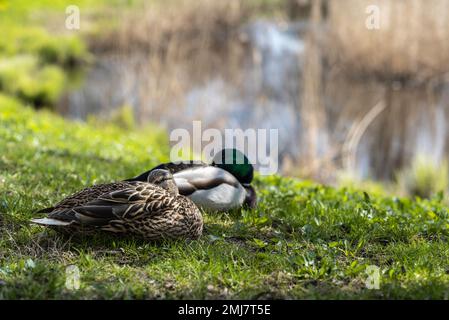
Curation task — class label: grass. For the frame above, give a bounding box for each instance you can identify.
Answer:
[1,0,449,300]
[2,96,449,299]
[396,155,449,199]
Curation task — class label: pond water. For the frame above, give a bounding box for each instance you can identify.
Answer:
[58,19,449,181]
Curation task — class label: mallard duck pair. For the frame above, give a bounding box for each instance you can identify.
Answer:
[31,149,256,241]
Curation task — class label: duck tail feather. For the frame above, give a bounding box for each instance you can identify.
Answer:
[30,218,71,226]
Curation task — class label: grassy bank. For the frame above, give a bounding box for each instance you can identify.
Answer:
[0,0,145,110]
[1,97,449,299]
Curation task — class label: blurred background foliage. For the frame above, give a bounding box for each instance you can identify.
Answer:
[1,0,449,200]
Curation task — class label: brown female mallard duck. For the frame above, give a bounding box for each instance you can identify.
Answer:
[31,170,203,240]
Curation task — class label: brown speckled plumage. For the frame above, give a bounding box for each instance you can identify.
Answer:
[32,170,203,240]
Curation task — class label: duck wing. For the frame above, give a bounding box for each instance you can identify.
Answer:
[34,182,134,215]
[173,166,241,195]
[126,161,209,183]
[32,182,170,230]
[150,161,208,174]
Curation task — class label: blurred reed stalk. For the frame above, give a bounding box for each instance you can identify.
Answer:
[300,0,329,179]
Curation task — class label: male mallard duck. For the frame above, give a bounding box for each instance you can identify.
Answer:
[31,170,203,240]
[127,149,257,212]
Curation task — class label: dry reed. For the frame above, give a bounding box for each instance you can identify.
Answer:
[327,0,449,81]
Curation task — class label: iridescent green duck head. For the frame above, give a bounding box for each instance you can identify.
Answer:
[211,148,254,184]
[211,148,256,209]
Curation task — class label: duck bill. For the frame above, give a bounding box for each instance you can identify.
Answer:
[243,184,257,209]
